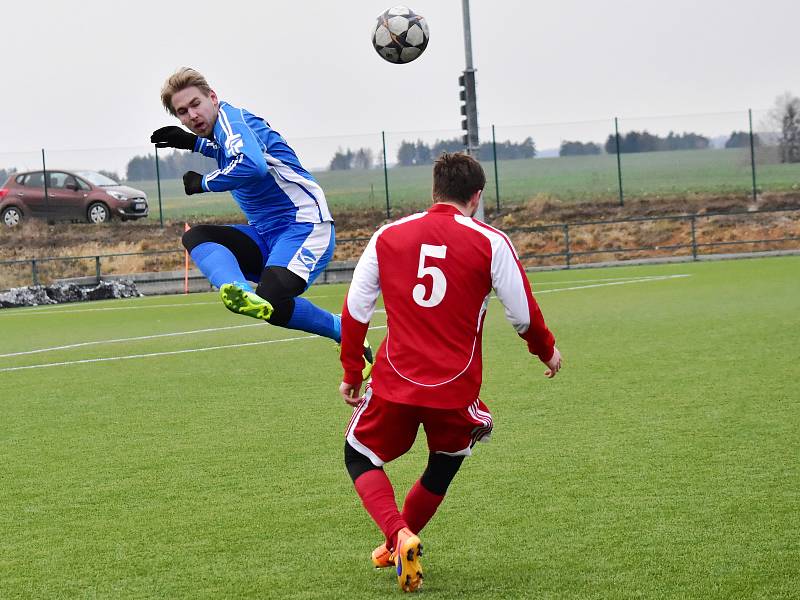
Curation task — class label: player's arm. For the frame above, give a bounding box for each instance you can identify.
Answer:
[198,106,269,194]
[340,232,382,402]
[490,233,562,377]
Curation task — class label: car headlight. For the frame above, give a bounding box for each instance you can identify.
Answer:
[107,191,127,201]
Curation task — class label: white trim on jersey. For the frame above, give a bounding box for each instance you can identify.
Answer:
[385,326,480,388]
[264,152,333,223]
[454,215,532,334]
[346,212,427,324]
[345,387,385,467]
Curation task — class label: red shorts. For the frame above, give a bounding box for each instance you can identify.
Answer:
[345,384,493,467]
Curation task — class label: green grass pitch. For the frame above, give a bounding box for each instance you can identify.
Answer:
[1,257,798,598]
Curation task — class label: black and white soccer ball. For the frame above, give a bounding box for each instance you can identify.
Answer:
[372,5,430,64]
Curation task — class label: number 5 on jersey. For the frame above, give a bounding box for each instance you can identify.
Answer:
[413,244,447,308]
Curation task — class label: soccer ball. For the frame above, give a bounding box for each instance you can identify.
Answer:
[371,5,430,64]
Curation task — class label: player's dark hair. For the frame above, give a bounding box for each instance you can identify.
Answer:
[432,152,485,205]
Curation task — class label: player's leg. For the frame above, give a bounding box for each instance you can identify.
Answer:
[182,224,266,292]
[261,221,341,339]
[400,399,493,534]
[344,387,423,590]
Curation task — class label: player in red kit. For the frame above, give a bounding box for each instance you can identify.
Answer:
[338,153,562,593]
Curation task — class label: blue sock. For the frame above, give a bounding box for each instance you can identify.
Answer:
[286,297,342,342]
[190,242,251,290]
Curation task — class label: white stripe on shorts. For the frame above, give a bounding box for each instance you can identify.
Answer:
[345,387,385,467]
[287,221,333,282]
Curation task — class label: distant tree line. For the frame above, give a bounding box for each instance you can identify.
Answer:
[559,141,602,156]
[329,147,376,170]
[125,151,217,181]
[0,167,17,183]
[395,137,536,167]
[604,130,711,154]
[773,93,800,163]
[559,130,760,157]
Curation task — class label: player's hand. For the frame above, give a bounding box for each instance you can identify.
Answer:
[339,381,362,407]
[182,171,204,195]
[543,346,562,378]
[150,126,197,150]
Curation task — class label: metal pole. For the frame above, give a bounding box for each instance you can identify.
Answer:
[614,117,624,207]
[382,131,390,219]
[492,124,500,211]
[95,256,101,283]
[31,259,38,286]
[748,109,758,203]
[461,0,483,221]
[41,149,51,223]
[155,146,164,228]
[690,216,698,260]
[563,224,571,269]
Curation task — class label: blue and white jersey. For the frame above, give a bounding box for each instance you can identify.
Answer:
[194,101,332,234]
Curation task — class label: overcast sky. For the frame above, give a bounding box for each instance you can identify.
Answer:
[0,0,797,170]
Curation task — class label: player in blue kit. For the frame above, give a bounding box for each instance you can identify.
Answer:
[152,67,371,374]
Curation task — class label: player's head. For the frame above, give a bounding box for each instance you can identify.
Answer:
[432,152,485,216]
[160,67,219,138]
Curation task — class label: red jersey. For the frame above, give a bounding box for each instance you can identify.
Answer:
[341,203,555,409]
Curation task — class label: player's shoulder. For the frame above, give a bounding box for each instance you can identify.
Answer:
[374,210,428,238]
[453,214,513,244]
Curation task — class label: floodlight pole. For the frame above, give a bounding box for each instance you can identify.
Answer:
[461,0,483,220]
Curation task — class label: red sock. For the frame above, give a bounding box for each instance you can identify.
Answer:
[354,469,408,550]
[401,479,445,534]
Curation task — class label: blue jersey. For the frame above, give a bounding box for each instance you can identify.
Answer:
[194,101,333,235]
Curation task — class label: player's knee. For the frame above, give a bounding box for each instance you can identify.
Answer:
[182,224,214,252]
[256,267,306,325]
[420,452,464,496]
[345,441,380,483]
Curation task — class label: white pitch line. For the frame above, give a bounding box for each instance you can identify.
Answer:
[532,275,674,286]
[0,325,388,373]
[533,273,690,294]
[0,323,264,358]
[0,274,688,373]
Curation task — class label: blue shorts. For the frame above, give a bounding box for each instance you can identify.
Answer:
[231,221,335,289]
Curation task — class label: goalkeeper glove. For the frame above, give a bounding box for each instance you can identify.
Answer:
[150,126,197,150]
[183,171,204,195]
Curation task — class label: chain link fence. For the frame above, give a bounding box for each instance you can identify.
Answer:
[2,108,799,227]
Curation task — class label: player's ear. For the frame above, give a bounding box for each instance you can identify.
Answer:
[209,90,219,107]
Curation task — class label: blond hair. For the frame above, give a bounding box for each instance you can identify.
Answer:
[160,67,213,116]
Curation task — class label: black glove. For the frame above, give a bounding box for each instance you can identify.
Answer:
[150,126,197,150]
[183,171,204,195]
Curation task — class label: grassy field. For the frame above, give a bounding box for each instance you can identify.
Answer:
[1,257,798,599]
[130,147,800,221]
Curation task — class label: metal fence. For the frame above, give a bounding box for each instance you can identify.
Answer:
[2,207,797,293]
[2,108,798,225]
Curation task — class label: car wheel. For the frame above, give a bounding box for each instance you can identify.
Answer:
[87,202,110,224]
[2,206,22,227]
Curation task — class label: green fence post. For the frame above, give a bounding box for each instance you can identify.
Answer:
[614,117,624,207]
[492,124,500,211]
[155,146,164,228]
[95,256,101,283]
[31,259,38,286]
[42,149,52,224]
[382,131,390,219]
[563,224,571,269]
[690,216,698,260]
[748,108,758,203]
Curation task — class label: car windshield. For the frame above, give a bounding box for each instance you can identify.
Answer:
[74,171,119,187]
